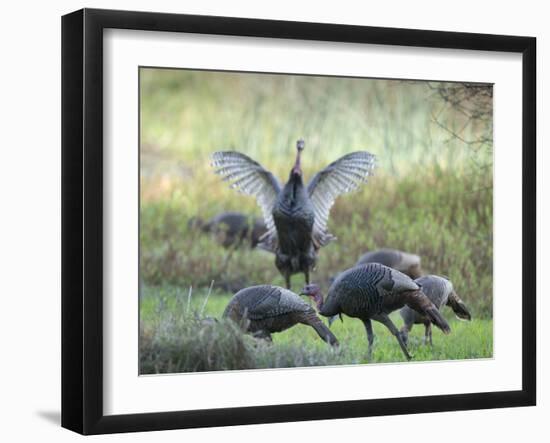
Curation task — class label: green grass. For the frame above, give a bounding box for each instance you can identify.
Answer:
[140,286,492,374]
[139,69,493,372]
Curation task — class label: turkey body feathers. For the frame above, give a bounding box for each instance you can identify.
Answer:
[272,171,317,279]
[416,275,453,309]
[356,248,422,279]
[224,285,310,320]
[322,264,421,318]
[223,285,339,345]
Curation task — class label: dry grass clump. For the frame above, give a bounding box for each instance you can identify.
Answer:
[140,314,342,374]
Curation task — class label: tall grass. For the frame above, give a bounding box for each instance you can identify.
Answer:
[140,69,491,180]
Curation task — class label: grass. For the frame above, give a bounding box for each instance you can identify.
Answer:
[140,287,493,374]
[139,68,493,371]
[141,171,493,317]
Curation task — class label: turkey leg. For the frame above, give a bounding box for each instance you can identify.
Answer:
[284,273,292,290]
[373,313,412,361]
[400,321,413,347]
[424,322,432,346]
[221,240,238,273]
[362,318,375,361]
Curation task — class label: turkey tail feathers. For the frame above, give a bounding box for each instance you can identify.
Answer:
[447,291,472,321]
[423,305,451,334]
[404,290,451,334]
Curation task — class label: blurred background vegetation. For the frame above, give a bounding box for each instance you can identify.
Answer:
[139,68,493,372]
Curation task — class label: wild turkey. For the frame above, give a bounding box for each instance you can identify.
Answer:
[212,140,376,288]
[300,263,451,360]
[400,275,471,346]
[356,248,422,279]
[188,211,267,248]
[223,285,339,346]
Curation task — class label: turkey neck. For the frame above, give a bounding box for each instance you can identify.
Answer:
[292,172,304,201]
[288,148,303,201]
[312,292,324,311]
[311,291,341,318]
[292,147,302,175]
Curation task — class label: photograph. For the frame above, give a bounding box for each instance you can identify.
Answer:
[138,67,493,374]
[0,0,543,440]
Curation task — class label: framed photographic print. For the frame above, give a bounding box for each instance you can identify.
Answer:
[61,8,536,435]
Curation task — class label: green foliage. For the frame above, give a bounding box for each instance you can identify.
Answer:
[140,287,492,373]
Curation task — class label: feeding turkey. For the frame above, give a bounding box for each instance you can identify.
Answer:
[188,211,267,249]
[400,274,471,346]
[300,263,451,361]
[223,285,339,346]
[212,140,376,289]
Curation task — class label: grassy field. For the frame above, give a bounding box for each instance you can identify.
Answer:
[139,287,492,374]
[139,68,493,372]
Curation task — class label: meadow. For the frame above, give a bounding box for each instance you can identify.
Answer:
[139,68,493,373]
[140,286,492,373]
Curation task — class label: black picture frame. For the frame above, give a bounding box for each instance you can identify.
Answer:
[61,8,536,435]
